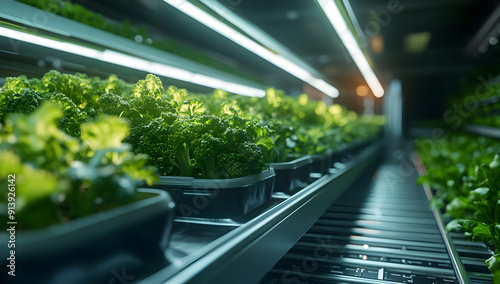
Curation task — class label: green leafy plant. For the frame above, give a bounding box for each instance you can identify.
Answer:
[447,73,500,128]
[0,88,45,123]
[418,134,500,274]
[197,87,383,162]
[128,114,267,179]
[1,70,383,181]
[127,75,177,126]
[0,102,156,229]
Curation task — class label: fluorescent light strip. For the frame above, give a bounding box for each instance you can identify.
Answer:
[318,0,384,98]
[0,26,265,97]
[200,0,323,78]
[163,0,339,98]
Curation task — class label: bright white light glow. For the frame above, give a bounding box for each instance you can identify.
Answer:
[163,0,339,98]
[200,0,325,79]
[318,0,384,98]
[378,268,384,280]
[0,26,265,97]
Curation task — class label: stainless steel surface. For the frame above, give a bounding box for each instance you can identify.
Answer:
[260,162,464,284]
[413,153,471,284]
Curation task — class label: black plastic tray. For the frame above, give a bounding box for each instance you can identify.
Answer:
[0,189,174,284]
[269,156,313,194]
[332,144,354,164]
[333,139,374,164]
[310,149,334,175]
[154,169,275,219]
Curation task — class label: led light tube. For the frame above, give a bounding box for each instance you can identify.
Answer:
[200,0,324,79]
[318,0,385,98]
[0,26,265,97]
[163,0,340,98]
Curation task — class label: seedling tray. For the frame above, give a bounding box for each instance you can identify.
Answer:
[310,149,334,175]
[154,169,275,219]
[270,155,313,194]
[0,189,174,284]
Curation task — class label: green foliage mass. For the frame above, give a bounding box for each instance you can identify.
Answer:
[417,134,500,274]
[128,114,267,179]
[0,103,157,230]
[0,70,384,232]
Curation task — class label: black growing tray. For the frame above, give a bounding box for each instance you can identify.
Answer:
[333,139,374,164]
[0,189,175,284]
[270,155,313,194]
[310,149,334,175]
[153,169,275,219]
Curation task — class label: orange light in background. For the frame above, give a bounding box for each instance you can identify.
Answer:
[370,36,384,54]
[356,85,370,97]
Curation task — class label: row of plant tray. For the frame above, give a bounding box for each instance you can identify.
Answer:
[0,140,373,283]
[152,142,368,219]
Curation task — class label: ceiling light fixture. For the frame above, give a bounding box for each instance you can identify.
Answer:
[0,26,265,97]
[464,5,500,57]
[200,0,323,78]
[317,0,385,98]
[163,0,340,98]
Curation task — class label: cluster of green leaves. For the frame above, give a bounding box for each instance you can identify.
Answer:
[198,87,384,162]
[1,72,271,179]
[0,69,385,231]
[2,70,383,180]
[0,71,132,136]
[15,0,258,82]
[130,115,268,179]
[0,103,157,230]
[417,134,500,274]
[469,80,500,126]
[447,74,500,128]
[122,75,271,179]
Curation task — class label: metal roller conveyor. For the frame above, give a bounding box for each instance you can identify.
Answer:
[260,154,495,284]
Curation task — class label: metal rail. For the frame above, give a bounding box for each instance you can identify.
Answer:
[463,124,500,139]
[0,0,265,92]
[412,153,470,284]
